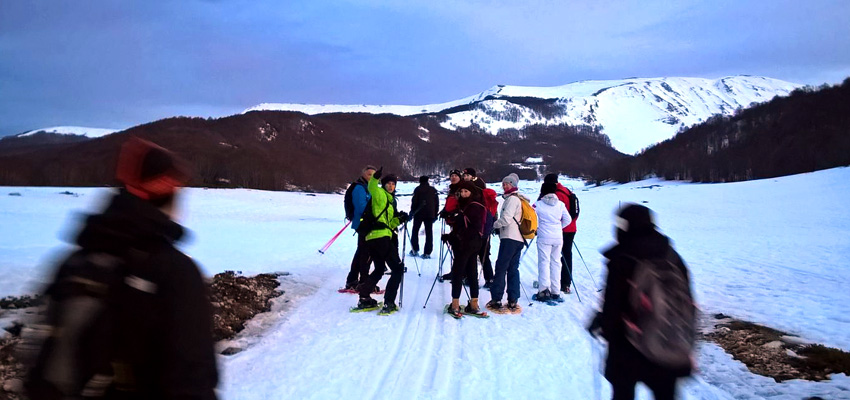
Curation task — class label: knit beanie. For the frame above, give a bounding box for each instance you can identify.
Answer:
[116,137,190,202]
[381,174,398,186]
[502,173,519,187]
[463,168,476,177]
[543,173,559,184]
[419,175,430,185]
[540,182,557,197]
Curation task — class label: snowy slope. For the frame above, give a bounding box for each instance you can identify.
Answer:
[245,76,799,155]
[17,126,119,138]
[3,167,850,399]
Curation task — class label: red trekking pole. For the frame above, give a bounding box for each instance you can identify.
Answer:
[318,220,352,254]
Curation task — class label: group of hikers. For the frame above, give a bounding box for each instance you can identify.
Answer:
[18,138,696,400]
[342,164,697,400]
[342,166,582,317]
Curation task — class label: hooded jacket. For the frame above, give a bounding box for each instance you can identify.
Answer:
[599,228,693,383]
[366,176,401,241]
[350,177,371,231]
[37,190,218,400]
[554,183,578,233]
[411,182,439,221]
[533,193,571,245]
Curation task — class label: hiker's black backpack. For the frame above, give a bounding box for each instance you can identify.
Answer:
[24,248,157,399]
[568,191,580,220]
[343,181,361,221]
[356,197,391,233]
[623,252,696,369]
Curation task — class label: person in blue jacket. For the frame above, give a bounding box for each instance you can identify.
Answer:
[344,166,375,290]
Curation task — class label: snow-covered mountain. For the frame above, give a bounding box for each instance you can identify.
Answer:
[245,76,800,154]
[17,126,119,139]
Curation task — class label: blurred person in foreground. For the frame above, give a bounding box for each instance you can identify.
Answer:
[588,204,696,400]
[25,137,219,400]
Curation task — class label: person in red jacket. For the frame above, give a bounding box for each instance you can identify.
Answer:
[540,173,579,293]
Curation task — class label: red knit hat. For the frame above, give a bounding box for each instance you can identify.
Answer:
[115,137,190,201]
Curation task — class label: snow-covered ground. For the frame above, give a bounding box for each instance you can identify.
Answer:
[2,167,849,399]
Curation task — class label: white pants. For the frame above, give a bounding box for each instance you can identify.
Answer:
[536,241,563,295]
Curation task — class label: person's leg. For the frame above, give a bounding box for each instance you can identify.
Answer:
[450,245,471,300]
[536,242,551,294]
[480,237,493,283]
[410,217,422,253]
[466,241,482,300]
[549,243,563,295]
[360,238,387,298]
[610,380,636,400]
[347,230,368,287]
[561,231,575,290]
[382,238,404,306]
[423,219,434,256]
[490,239,513,302]
[506,240,523,303]
[644,376,677,400]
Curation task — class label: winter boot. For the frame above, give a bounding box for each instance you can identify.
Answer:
[409,250,419,257]
[421,254,431,259]
[447,299,463,319]
[358,297,378,309]
[485,300,505,314]
[378,303,399,315]
[534,289,552,302]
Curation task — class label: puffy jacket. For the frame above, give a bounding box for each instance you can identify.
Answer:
[555,183,578,233]
[453,200,487,245]
[533,193,571,245]
[350,179,370,231]
[492,192,524,243]
[366,176,401,241]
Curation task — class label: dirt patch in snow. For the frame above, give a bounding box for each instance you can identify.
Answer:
[704,313,850,382]
[0,271,287,398]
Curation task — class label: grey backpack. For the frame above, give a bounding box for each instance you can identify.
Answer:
[624,253,696,369]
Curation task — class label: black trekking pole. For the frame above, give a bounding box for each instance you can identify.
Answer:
[561,256,582,304]
[424,245,452,308]
[573,242,601,292]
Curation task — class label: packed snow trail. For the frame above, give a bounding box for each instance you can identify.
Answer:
[4,168,850,399]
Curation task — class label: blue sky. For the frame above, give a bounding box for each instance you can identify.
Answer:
[1,0,849,136]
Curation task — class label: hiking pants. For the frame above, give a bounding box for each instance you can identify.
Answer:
[536,241,563,295]
[347,229,370,286]
[492,238,523,303]
[451,238,482,300]
[362,236,404,305]
[610,377,676,400]
[561,231,576,289]
[410,217,434,255]
[479,236,494,283]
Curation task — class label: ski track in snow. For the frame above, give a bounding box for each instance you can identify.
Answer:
[2,168,850,399]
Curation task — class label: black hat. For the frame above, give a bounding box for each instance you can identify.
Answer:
[616,203,656,234]
[540,182,557,197]
[463,168,476,177]
[543,173,559,184]
[449,169,462,178]
[419,175,430,184]
[381,174,398,186]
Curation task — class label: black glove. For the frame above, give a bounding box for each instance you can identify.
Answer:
[587,311,603,338]
[492,228,500,236]
[398,211,409,223]
[373,166,383,180]
[441,233,452,243]
[439,210,448,219]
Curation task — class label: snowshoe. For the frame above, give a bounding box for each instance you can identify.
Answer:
[461,303,489,318]
[338,287,358,294]
[445,304,463,319]
[409,250,419,257]
[506,300,523,314]
[550,294,565,303]
[532,290,558,306]
[350,298,381,313]
[421,254,431,259]
[485,300,509,315]
[378,303,399,316]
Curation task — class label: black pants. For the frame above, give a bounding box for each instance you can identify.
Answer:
[451,238,482,300]
[347,229,370,286]
[561,231,576,289]
[361,236,404,305]
[410,217,434,255]
[479,236,493,283]
[610,377,676,400]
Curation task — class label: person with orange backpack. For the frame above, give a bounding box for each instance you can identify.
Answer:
[487,173,527,313]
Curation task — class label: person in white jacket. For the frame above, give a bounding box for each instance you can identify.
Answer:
[533,192,572,302]
[487,173,526,313]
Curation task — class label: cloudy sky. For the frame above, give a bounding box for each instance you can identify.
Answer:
[1,0,849,136]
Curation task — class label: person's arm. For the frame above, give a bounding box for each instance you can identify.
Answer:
[560,202,572,229]
[493,196,518,229]
[600,258,629,341]
[431,189,439,220]
[165,255,219,400]
[410,187,420,214]
[351,185,369,229]
[367,176,386,218]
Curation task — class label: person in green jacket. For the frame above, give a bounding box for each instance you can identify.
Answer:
[357,168,409,314]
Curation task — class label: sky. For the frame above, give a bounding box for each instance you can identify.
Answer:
[1,0,849,136]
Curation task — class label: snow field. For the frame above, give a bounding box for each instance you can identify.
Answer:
[2,167,849,399]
